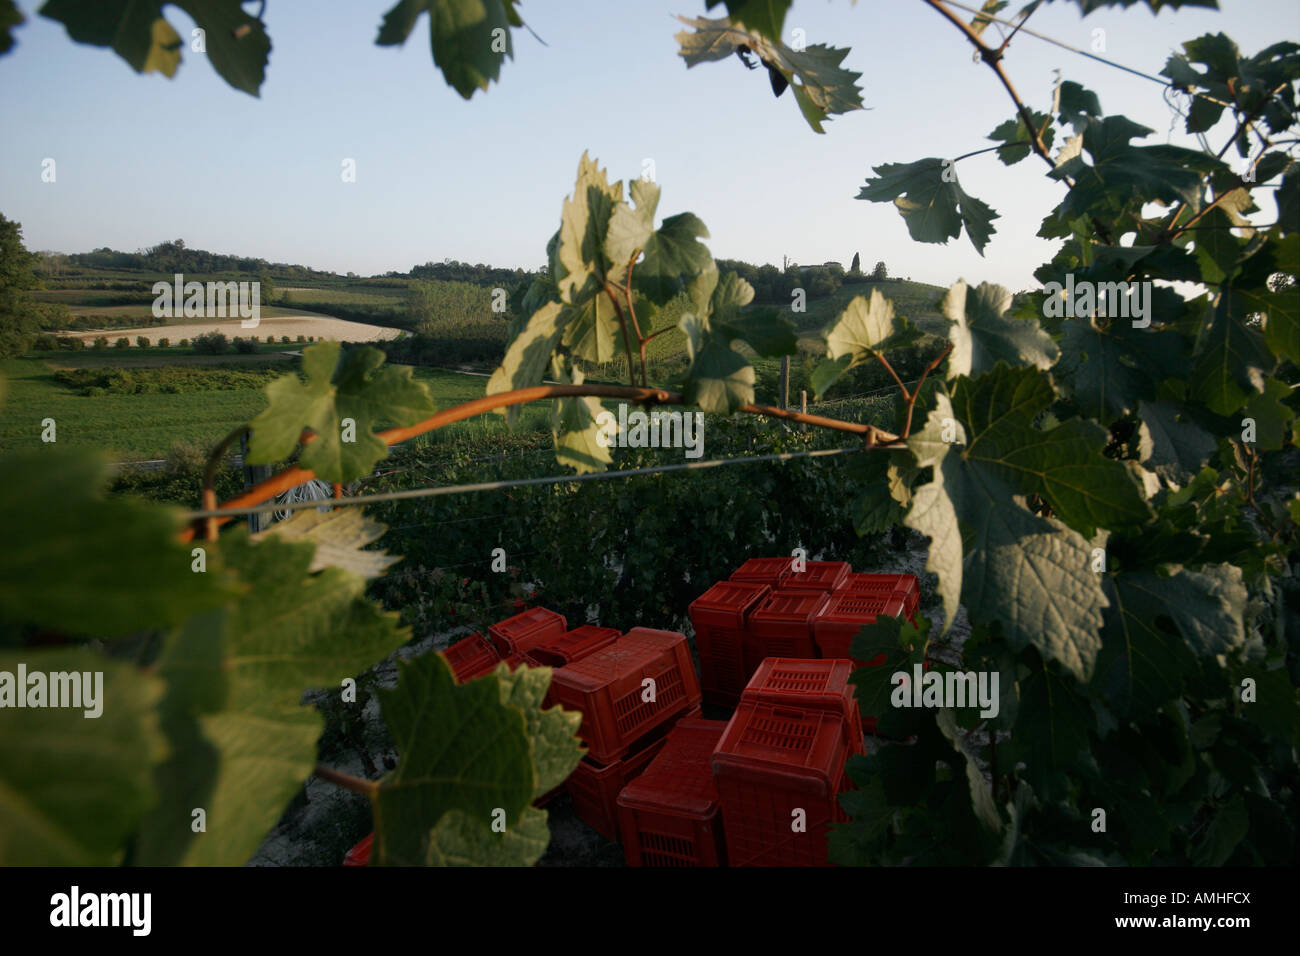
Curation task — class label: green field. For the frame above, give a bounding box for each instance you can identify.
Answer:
[0,357,552,461]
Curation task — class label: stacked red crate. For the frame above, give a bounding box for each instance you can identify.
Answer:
[744,658,865,750]
[552,627,704,839]
[712,697,856,867]
[489,606,568,668]
[529,625,621,667]
[617,717,729,867]
[688,581,770,708]
[745,589,828,676]
[779,560,850,593]
[839,572,920,619]
[440,632,500,683]
[729,557,793,587]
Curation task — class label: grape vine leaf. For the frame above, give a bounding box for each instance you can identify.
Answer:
[679,311,756,414]
[1059,316,1187,420]
[858,159,999,254]
[1042,0,1217,15]
[560,291,621,364]
[812,290,919,397]
[375,0,521,98]
[636,211,714,307]
[1190,292,1273,415]
[424,805,551,866]
[674,15,864,133]
[555,153,621,307]
[487,300,567,425]
[716,307,798,358]
[603,178,659,271]
[40,0,270,95]
[550,361,612,474]
[490,662,583,798]
[1052,116,1218,218]
[1240,377,1296,450]
[1093,564,1244,719]
[703,0,791,40]
[936,708,1001,832]
[903,371,1114,680]
[135,531,411,866]
[1137,400,1217,485]
[255,508,401,579]
[0,649,164,865]
[988,110,1054,166]
[0,0,22,55]
[0,448,240,639]
[941,280,1058,379]
[372,652,534,866]
[1006,658,1094,804]
[248,341,435,484]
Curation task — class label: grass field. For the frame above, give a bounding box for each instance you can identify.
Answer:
[0,357,552,461]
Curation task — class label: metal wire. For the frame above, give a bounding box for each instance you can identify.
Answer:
[183,446,864,520]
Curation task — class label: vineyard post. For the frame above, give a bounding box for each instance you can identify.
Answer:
[780,355,790,409]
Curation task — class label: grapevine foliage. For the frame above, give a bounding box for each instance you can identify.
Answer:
[0,0,1296,869]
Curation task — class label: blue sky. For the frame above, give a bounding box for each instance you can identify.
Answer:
[0,0,1294,290]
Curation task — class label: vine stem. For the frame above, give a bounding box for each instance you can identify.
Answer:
[314,765,378,796]
[921,0,1054,170]
[903,342,954,438]
[201,425,249,542]
[179,384,900,542]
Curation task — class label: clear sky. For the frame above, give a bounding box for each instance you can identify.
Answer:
[1,0,1295,290]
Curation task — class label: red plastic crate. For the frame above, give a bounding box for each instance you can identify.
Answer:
[488,607,567,659]
[529,625,621,667]
[746,590,828,676]
[779,560,850,593]
[688,581,771,708]
[742,658,864,752]
[729,557,794,587]
[617,717,728,867]
[813,591,908,666]
[440,632,500,683]
[712,700,856,867]
[566,734,670,842]
[548,627,702,763]
[840,572,920,618]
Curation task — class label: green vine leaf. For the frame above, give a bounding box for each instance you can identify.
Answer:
[936,708,1001,832]
[702,0,791,40]
[0,649,164,865]
[812,289,919,398]
[375,0,522,98]
[635,211,714,307]
[941,280,1058,380]
[486,300,567,425]
[679,311,756,413]
[674,15,864,133]
[1190,291,1274,415]
[0,0,23,55]
[550,361,612,474]
[717,307,798,358]
[40,0,270,95]
[858,159,999,255]
[0,448,240,639]
[135,531,410,866]
[1058,316,1187,421]
[988,109,1054,166]
[372,652,533,866]
[555,152,621,307]
[248,340,436,484]
[1137,400,1217,485]
[903,372,1113,680]
[603,178,659,272]
[490,663,583,798]
[1005,658,1094,804]
[424,805,551,866]
[254,508,401,579]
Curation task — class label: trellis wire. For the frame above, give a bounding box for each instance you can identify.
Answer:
[184,446,862,520]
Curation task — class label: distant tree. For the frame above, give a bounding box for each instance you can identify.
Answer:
[93,336,109,350]
[257,271,278,305]
[871,260,888,281]
[114,336,130,349]
[136,335,149,348]
[192,331,230,354]
[850,252,861,274]
[0,213,40,357]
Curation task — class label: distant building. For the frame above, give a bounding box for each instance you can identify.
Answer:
[822,261,843,270]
